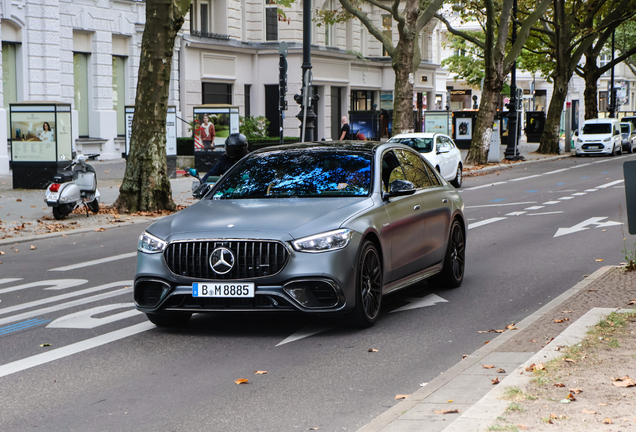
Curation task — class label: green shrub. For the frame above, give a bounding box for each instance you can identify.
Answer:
[240,116,270,140]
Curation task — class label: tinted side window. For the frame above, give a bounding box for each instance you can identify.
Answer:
[382,151,406,192]
[395,149,434,189]
[421,156,442,186]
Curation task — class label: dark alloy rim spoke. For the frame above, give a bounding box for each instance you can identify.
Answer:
[361,248,381,319]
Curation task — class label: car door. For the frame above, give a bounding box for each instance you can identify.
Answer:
[436,136,453,180]
[380,150,429,283]
[396,149,452,269]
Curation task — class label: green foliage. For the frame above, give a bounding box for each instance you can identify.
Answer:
[441,33,485,89]
[239,116,270,140]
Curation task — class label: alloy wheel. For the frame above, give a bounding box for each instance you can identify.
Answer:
[449,222,465,281]
[360,247,382,320]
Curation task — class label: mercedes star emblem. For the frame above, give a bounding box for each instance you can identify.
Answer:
[210,247,235,274]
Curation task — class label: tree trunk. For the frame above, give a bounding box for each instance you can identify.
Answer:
[114,0,189,213]
[538,72,571,154]
[466,82,503,164]
[391,9,418,134]
[583,51,601,120]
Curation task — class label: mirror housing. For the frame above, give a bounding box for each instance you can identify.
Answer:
[382,179,416,201]
[192,183,211,199]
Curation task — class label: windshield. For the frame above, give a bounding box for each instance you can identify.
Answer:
[210,149,372,199]
[582,123,611,135]
[621,124,630,134]
[388,137,433,153]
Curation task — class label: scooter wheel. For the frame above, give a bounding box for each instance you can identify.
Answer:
[52,207,67,220]
[87,200,100,214]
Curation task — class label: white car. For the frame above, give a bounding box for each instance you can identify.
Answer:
[575,118,622,157]
[388,133,463,188]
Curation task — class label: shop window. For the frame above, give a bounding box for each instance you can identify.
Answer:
[202,82,233,104]
[351,90,374,111]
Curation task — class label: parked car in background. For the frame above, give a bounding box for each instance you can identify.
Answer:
[620,122,636,153]
[135,142,466,328]
[575,118,622,157]
[388,133,463,188]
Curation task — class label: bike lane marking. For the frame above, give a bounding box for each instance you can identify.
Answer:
[0,280,88,295]
[0,321,155,379]
[48,252,136,272]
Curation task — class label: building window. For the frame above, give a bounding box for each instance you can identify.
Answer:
[382,15,392,56]
[112,56,126,136]
[244,84,251,117]
[200,1,210,34]
[599,91,608,112]
[74,52,90,137]
[324,0,335,46]
[351,90,374,111]
[265,5,278,41]
[2,41,19,139]
[599,53,610,77]
[202,82,232,104]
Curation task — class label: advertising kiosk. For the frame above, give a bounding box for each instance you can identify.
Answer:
[10,102,73,189]
[452,110,478,149]
[125,105,178,178]
[192,105,240,172]
[348,110,381,141]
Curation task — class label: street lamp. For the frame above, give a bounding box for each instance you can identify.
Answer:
[294,0,319,142]
[504,0,523,161]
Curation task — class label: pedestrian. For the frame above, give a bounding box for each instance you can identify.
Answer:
[200,114,216,151]
[339,116,350,140]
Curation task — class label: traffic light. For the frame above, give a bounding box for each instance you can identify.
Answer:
[279,54,288,111]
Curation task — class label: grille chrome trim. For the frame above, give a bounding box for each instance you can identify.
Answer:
[164,239,290,280]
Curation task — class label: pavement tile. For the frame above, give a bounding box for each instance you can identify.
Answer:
[398,402,471,420]
[438,373,496,390]
[418,386,491,404]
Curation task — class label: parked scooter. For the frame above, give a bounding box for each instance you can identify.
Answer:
[44,154,101,220]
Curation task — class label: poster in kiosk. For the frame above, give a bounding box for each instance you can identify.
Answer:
[192,105,240,172]
[10,102,73,189]
[125,105,177,178]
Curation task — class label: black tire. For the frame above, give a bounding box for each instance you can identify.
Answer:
[450,164,462,188]
[146,312,192,327]
[346,241,383,328]
[87,199,100,214]
[433,219,465,288]
[52,207,67,220]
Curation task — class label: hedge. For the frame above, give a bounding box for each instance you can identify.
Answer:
[177,136,301,155]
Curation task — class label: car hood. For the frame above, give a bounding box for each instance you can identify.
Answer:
[579,133,612,141]
[147,197,374,242]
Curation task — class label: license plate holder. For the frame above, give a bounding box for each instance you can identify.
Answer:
[192,282,255,298]
[46,193,59,201]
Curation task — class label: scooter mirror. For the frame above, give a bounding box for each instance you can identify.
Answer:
[189,168,198,177]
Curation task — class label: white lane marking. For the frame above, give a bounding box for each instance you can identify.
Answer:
[0,288,131,326]
[571,163,591,168]
[543,201,560,205]
[467,217,507,229]
[0,279,88,295]
[48,252,137,272]
[596,180,624,188]
[572,192,587,196]
[554,217,622,238]
[527,211,564,216]
[543,168,569,175]
[548,189,576,193]
[0,322,155,378]
[585,189,598,192]
[509,175,541,182]
[390,294,448,313]
[0,279,22,286]
[465,202,536,208]
[558,196,575,200]
[276,325,333,347]
[592,159,612,164]
[506,211,527,216]
[464,181,508,190]
[47,303,141,329]
[614,185,625,188]
[524,206,545,210]
[0,281,133,317]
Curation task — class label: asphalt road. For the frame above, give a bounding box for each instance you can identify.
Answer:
[0,153,634,432]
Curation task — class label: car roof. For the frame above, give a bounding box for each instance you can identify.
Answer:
[251,141,387,155]
[390,133,441,139]
[583,118,620,124]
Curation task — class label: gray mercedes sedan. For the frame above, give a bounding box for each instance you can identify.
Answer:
[135,142,465,327]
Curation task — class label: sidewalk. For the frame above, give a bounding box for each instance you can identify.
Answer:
[358,266,636,432]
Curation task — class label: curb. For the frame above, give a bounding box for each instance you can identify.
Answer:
[357,265,615,432]
[463,153,574,178]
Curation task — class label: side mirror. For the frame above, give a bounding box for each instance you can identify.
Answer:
[382,179,416,201]
[437,147,450,154]
[192,183,211,199]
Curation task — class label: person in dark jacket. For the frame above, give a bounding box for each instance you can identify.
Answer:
[200,133,249,183]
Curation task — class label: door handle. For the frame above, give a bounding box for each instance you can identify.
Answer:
[414,205,421,210]
[442,199,448,203]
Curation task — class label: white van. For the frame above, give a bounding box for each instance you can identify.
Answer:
[575,118,622,157]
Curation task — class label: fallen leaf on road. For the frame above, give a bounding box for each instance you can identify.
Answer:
[482,365,495,369]
[562,310,573,313]
[30,245,36,250]
[566,393,576,401]
[603,418,612,424]
[596,259,604,262]
[526,363,536,372]
[16,198,21,202]
[564,358,576,363]
[0,251,4,255]
[307,428,319,431]
[94,228,106,232]
[569,388,582,394]
[554,383,565,387]
[536,363,546,370]
[39,343,51,347]
[368,348,378,352]
[492,377,500,385]
[611,377,636,387]
[628,299,636,305]
[516,425,528,430]
[14,249,18,252]
[234,378,248,384]
[254,370,267,375]
[462,355,468,359]
[447,399,453,403]
[434,409,460,414]
[496,368,506,373]
[484,341,489,344]
[30,205,36,208]
[505,323,518,330]
[582,409,597,414]
[599,403,608,406]
[530,339,538,343]
[395,394,409,400]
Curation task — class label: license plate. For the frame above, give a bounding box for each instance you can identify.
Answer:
[192,282,255,298]
[46,193,59,201]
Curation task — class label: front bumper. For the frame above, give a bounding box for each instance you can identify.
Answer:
[134,234,362,315]
[576,142,613,155]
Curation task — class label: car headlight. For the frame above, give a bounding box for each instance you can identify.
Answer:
[576,138,583,144]
[603,137,611,142]
[138,231,167,254]
[292,229,353,253]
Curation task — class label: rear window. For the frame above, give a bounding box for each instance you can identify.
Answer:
[582,123,611,135]
[388,137,433,153]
